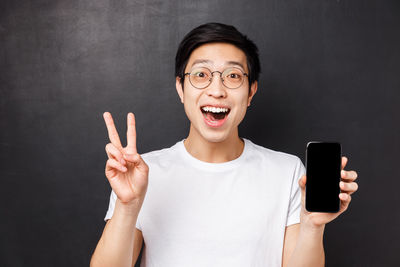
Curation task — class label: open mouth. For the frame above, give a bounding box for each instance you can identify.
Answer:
[200,106,231,122]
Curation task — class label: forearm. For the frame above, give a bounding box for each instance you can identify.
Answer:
[90,199,142,267]
[287,224,325,267]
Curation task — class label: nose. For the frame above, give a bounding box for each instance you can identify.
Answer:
[205,74,227,98]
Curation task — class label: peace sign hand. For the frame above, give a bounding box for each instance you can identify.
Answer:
[103,112,149,205]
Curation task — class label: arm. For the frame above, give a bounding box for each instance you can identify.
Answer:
[90,199,143,267]
[282,156,358,267]
[91,112,149,267]
[282,224,325,267]
[132,228,144,265]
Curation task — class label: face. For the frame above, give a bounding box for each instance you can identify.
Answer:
[176,42,258,143]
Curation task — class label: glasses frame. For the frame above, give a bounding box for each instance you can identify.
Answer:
[184,66,249,89]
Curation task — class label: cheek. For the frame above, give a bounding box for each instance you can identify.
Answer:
[236,104,248,121]
[183,92,199,117]
[232,95,250,122]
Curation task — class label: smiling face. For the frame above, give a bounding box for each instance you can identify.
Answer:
[176,42,258,143]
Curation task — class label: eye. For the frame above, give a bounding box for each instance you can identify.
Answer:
[223,67,243,80]
[194,71,206,78]
[191,68,210,80]
[226,72,242,80]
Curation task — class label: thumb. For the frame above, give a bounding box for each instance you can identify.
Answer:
[123,153,141,164]
[299,175,307,206]
[298,175,306,190]
[123,153,149,173]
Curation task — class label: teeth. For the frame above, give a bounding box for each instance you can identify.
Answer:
[201,106,229,113]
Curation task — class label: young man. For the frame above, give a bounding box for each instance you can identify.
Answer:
[91,23,358,267]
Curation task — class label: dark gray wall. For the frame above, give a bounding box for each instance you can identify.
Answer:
[1,0,399,266]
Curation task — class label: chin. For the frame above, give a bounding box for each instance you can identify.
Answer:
[199,128,232,144]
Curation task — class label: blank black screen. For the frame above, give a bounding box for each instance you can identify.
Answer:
[306,142,341,212]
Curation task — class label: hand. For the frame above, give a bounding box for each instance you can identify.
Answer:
[103,112,149,204]
[298,156,359,228]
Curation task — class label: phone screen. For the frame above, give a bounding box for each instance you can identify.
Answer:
[306,142,341,212]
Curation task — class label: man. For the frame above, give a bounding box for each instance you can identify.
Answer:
[90,23,358,267]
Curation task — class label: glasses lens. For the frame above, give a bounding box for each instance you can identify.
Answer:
[222,67,244,89]
[189,67,211,88]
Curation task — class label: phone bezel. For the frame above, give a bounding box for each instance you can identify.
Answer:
[305,141,342,213]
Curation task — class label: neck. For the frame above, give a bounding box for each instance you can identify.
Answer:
[183,124,244,163]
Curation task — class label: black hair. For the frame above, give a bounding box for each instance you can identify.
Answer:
[175,22,261,91]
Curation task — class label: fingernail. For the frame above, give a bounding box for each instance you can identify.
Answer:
[121,167,127,172]
[341,170,346,176]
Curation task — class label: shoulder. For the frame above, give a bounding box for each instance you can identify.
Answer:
[245,138,302,167]
[140,140,182,168]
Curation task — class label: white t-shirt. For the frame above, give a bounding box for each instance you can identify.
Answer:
[105,138,306,267]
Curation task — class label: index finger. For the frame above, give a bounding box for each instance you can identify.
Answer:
[341,156,348,170]
[103,112,123,149]
[126,112,137,154]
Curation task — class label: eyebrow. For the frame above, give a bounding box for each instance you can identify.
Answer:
[191,59,246,71]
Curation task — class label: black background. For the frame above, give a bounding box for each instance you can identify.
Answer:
[1,0,399,266]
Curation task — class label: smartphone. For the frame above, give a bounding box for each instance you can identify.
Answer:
[305,141,342,212]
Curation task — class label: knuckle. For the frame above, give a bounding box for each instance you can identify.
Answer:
[347,183,352,190]
[131,153,140,162]
[105,143,115,152]
[107,143,122,156]
[346,183,351,190]
[107,158,117,167]
[341,182,346,190]
[341,182,347,190]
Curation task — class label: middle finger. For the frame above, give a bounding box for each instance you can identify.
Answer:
[126,112,137,154]
[340,181,358,194]
[341,170,358,182]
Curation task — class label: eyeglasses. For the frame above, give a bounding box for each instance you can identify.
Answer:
[184,67,248,89]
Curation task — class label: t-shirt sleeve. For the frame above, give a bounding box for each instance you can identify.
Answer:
[286,157,306,226]
[104,190,142,231]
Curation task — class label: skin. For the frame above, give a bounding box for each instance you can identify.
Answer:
[175,42,258,163]
[283,157,358,267]
[91,42,359,267]
[90,112,148,267]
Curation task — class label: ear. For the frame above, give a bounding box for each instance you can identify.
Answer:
[247,81,258,106]
[176,77,184,104]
